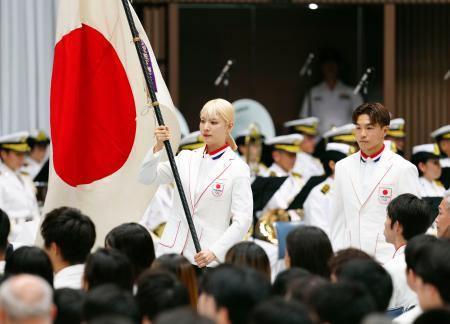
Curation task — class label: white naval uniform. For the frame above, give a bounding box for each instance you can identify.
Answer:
[384,245,418,309]
[303,176,334,236]
[260,163,305,215]
[0,163,40,245]
[293,151,324,183]
[418,177,445,198]
[439,157,450,189]
[300,81,363,135]
[140,183,174,231]
[139,146,252,265]
[330,147,420,263]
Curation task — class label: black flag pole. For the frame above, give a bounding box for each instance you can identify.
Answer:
[121,0,202,254]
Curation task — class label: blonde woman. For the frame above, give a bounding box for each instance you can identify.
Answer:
[139,99,252,268]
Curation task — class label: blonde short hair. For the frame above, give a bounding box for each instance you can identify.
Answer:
[200,98,237,150]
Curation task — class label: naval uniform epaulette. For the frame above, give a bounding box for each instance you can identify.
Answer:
[269,171,278,177]
[435,180,444,188]
[291,172,302,178]
[320,184,330,194]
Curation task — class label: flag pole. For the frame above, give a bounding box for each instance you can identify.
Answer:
[121,0,202,254]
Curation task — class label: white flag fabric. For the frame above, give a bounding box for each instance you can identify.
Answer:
[43,0,180,247]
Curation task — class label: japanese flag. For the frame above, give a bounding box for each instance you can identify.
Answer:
[43,0,180,246]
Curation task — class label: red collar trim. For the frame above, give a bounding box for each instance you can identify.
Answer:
[206,143,229,156]
[361,144,385,160]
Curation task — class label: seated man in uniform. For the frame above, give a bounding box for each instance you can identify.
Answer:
[22,130,50,179]
[261,134,305,214]
[431,125,450,189]
[386,118,407,157]
[0,132,40,245]
[303,142,353,236]
[411,144,445,219]
[284,117,324,182]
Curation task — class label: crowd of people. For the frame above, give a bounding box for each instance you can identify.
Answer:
[1,92,450,323]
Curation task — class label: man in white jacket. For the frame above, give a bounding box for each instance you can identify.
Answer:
[330,103,420,263]
[383,193,432,310]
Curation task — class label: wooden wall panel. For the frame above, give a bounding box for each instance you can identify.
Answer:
[396,5,450,153]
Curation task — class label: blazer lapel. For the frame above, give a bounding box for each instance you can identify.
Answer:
[349,154,364,205]
[193,148,234,208]
[360,149,394,207]
[188,148,203,211]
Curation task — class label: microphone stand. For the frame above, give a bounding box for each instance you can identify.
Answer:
[299,53,314,116]
[215,60,234,100]
[354,67,374,102]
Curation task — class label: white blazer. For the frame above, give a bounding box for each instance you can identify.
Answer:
[330,148,420,263]
[138,146,253,265]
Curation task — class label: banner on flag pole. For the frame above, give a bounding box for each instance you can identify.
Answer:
[42,0,180,247]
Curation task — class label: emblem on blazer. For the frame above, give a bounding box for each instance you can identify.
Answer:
[212,182,225,197]
[378,187,392,204]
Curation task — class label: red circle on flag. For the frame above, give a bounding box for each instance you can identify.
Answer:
[216,184,220,189]
[51,24,136,186]
[383,189,388,195]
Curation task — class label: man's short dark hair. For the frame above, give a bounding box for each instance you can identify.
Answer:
[328,248,373,278]
[413,308,450,324]
[200,264,271,324]
[387,194,433,240]
[310,282,377,324]
[404,234,438,272]
[105,223,155,280]
[352,102,390,127]
[154,307,214,324]
[83,284,140,323]
[0,209,10,252]
[286,226,333,277]
[4,246,54,286]
[135,269,189,321]
[415,239,450,304]
[337,259,393,311]
[250,298,314,324]
[41,207,96,264]
[271,268,310,297]
[54,288,85,324]
[84,248,133,291]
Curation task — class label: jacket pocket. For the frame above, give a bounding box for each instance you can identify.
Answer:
[159,219,181,248]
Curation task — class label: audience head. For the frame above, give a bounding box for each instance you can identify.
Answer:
[271,268,310,297]
[413,308,450,324]
[225,241,271,281]
[83,284,139,323]
[250,298,314,324]
[0,274,55,324]
[437,193,450,238]
[285,226,333,277]
[105,223,155,281]
[328,248,373,281]
[53,288,85,324]
[4,246,53,286]
[0,209,10,258]
[136,269,189,323]
[310,282,376,324]
[384,194,432,243]
[41,207,96,270]
[198,264,270,324]
[151,254,198,308]
[337,259,393,311]
[286,275,328,307]
[83,248,133,291]
[404,234,438,291]
[414,239,450,309]
[154,307,214,324]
